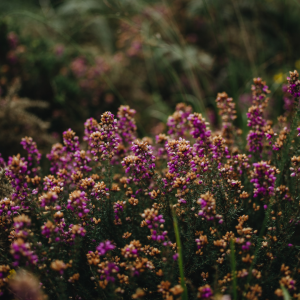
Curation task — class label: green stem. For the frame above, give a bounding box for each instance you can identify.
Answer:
[172,208,188,300]
[230,239,237,300]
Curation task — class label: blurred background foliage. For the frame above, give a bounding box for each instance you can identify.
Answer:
[0,0,300,157]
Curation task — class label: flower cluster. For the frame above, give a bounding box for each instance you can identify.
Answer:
[117,105,137,145]
[246,78,270,153]
[89,112,120,161]
[122,140,155,182]
[167,103,192,138]
[250,161,279,198]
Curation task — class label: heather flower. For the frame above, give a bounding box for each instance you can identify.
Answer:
[197,284,214,299]
[73,150,92,173]
[117,105,137,144]
[83,118,99,142]
[188,113,211,156]
[0,198,19,222]
[41,220,57,238]
[167,103,192,138]
[5,154,29,202]
[210,135,230,160]
[43,175,64,193]
[68,224,86,239]
[122,140,155,182]
[50,260,68,275]
[290,156,300,177]
[67,190,90,217]
[91,181,109,200]
[166,138,192,174]
[121,240,142,258]
[96,240,115,255]
[246,106,266,153]
[250,161,279,197]
[246,78,270,153]
[46,143,67,174]
[89,112,120,161]
[63,129,80,153]
[216,92,237,146]
[287,70,300,98]
[141,208,166,241]
[13,214,31,233]
[195,233,208,255]
[272,126,288,151]
[20,137,41,175]
[197,192,223,222]
[38,191,58,207]
[98,261,119,283]
[10,238,38,266]
[77,177,95,190]
[113,200,126,225]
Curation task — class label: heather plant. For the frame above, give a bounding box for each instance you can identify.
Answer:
[2,73,300,300]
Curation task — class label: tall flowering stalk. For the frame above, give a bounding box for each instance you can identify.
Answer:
[122,140,155,182]
[250,161,279,198]
[246,78,270,153]
[167,103,192,138]
[215,92,237,147]
[89,112,120,161]
[117,105,137,145]
[188,113,211,157]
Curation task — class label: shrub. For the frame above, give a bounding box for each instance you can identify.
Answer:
[1,72,300,299]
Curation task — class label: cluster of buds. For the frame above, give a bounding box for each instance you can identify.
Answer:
[13,214,31,238]
[250,161,279,198]
[195,232,208,255]
[83,117,99,142]
[43,175,64,193]
[117,105,137,144]
[46,143,67,175]
[89,112,120,161]
[63,129,80,153]
[73,150,92,173]
[68,224,86,239]
[20,137,41,175]
[10,238,38,266]
[210,135,230,160]
[197,284,214,299]
[50,260,68,275]
[121,240,142,259]
[91,181,109,200]
[197,192,223,223]
[167,103,192,138]
[215,92,237,146]
[67,190,90,217]
[290,156,300,178]
[98,261,120,283]
[122,140,155,182]
[38,191,58,207]
[272,126,288,151]
[287,70,300,98]
[5,154,28,202]
[188,113,211,156]
[0,198,19,222]
[166,138,193,175]
[113,201,126,225]
[246,78,270,153]
[96,240,115,256]
[41,220,57,239]
[141,208,166,241]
